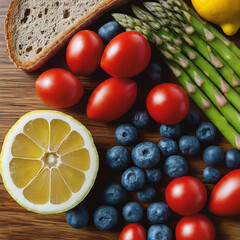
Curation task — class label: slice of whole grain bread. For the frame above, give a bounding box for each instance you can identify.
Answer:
[5,0,129,71]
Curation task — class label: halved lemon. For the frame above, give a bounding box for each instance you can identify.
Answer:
[0,111,98,214]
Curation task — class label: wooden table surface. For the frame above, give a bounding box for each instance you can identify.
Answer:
[1,0,240,239]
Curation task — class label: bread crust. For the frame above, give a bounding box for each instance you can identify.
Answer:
[5,0,129,72]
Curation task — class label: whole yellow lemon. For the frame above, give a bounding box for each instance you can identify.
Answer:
[191,0,240,36]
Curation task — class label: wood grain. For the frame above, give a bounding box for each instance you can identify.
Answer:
[1,0,240,239]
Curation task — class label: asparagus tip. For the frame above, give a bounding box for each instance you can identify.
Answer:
[112,13,122,20]
[131,4,140,12]
[235,135,240,149]
[232,79,240,87]
[112,13,130,28]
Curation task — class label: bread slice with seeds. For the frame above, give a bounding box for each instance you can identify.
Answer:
[5,0,129,71]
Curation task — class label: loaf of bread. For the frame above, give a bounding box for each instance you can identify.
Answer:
[5,0,128,71]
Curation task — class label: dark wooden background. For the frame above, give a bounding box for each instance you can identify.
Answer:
[1,0,240,239]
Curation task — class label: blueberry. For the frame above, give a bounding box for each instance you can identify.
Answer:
[179,135,200,155]
[137,185,156,203]
[158,138,178,157]
[196,122,217,143]
[182,110,200,128]
[98,21,123,43]
[115,124,138,146]
[66,205,89,229]
[203,167,221,183]
[102,183,127,205]
[203,146,224,166]
[132,142,161,169]
[160,124,182,139]
[146,168,162,184]
[225,149,240,169]
[146,61,163,85]
[147,202,171,224]
[164,155,188,178]
[121,167,146,191]
[148,224,173,240]
[105,146,131,171]
[122,202,144,223]
[132,110,151,128]
[94,206,118,230]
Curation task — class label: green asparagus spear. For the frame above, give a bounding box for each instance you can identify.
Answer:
[158,0,240,77]
[133,4,240,111]
[168,0,240,59]
[144,1,240,88]
[166,61,240,149]
[113,13,240,149]
[131,5,240,115]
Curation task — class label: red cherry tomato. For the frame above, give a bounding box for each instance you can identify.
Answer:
[147,83,189,125]
[209,169,240,216]
[119,224,146,240]
[87,77,137,122]
[101,31,151,78]
[176,214,215,240]
[35,68,83,108]
[165,176,207,216]
[66,30,104,75]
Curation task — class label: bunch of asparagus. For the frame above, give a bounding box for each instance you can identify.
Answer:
[112,0,240,149]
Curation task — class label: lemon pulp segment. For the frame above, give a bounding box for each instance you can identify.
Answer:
[23,168,50,205]
[11,133,44,158]
[58,164,86,193]
[50,168,72,204]
[61,148,90,171]
[23,118,49,150]
[9,158,43,188]
[57,131,84,155]
[50,119,71,151]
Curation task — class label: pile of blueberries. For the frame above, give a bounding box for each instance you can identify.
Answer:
[65,21,240,239]
[113,109,240,185]
[66,108,240,239]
